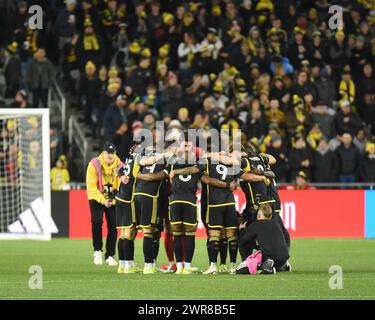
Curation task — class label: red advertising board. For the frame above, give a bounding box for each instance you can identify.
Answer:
[69,189,365,239]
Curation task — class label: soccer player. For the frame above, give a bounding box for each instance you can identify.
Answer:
[202,153,241,275]
[240,147,277,224]
[236,204,291,275]
[166,139,203,274]
[115,144,141,273]
[133,148,172,274]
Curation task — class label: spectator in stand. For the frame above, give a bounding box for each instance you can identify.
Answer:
[312,137,338,182]
[77,61,100,126]
[77,18,105,68]
[334,100,362,136]
[103,94,132,160]
[2,42,21,98]
[9,90,30,108]
[311,101,335,139]
[127,57,153,97]
[160,71,183,118]
[55,0,78,53]
[266,133,288,182]
[314,68,336,109]
[51,156,70,191]
[27,48,54,108]
[288,134,313,181]
[359,143,375,183]
[335,132,361,183]
[285,171,315,190]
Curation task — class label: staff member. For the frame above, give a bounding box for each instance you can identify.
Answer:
[86,142,123,266]
[236,204,291,275]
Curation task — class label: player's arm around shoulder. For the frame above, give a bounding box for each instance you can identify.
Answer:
[86,161,106,205]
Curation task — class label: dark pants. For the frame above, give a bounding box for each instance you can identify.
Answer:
[89,200,117,259]
[32,88,49,108]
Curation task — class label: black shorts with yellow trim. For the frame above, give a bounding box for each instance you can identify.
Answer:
[169,200,198,226]
[115,198,136,228]
[134,194,159,229]
[206,203,238,229]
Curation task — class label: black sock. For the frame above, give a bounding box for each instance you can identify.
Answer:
[208,238,220,263]
[173,234,183,262]
[143,235,154,263]
[228,237,238,264]
[130,239,135,260]
[206,237,210,264]
[185,235,195,263]
[124,239,133,261]
[152,231,161,262]
[118,238,125,260]
[219,238,228,265]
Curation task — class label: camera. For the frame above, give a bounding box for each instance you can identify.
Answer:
[103,183,117,200]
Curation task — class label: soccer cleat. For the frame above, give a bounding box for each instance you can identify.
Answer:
[117,265,125,274]
[202,265,218,275]
[124,266,138,274]
[229,266,236,275]
[284,261,292,272]
[133,266,143,273]
[160,262,177,273]
[105,256,118,266]
[93,251,103,265]
[190,266,199,272]
[260,259,276,275]
[182,268,192,275]
[218,264,229,273]
[152,265,160,273]
[143,266,154,274]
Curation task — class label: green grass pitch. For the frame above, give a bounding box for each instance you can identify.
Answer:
[0,238,375,300]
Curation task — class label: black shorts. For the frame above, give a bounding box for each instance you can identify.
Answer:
[115,199,136,228]
[134,195,159,228]
[169,201,198,226]
[206,204,238,229]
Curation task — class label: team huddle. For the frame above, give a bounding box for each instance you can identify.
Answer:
[113,132,291,275]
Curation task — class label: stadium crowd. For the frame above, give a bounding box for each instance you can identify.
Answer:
[0,0,375,184]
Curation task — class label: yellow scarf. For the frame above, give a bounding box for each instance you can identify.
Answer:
[83,34,100,51]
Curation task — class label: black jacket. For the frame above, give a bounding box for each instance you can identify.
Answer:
[127,66,153,97]
[288,147,313,181]
[313,149,338,182]
[359,155,375,182]
[335,144,361,175]
[239,219,289,263]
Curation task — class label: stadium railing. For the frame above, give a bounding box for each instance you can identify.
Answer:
[68,115,89,173]
[48,80,66,132]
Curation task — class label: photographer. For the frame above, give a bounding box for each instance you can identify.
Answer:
[86,142,124,266]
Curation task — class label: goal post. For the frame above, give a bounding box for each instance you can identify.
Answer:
[0,108,54,240]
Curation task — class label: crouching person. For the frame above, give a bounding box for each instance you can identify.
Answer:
[236,204,291,275]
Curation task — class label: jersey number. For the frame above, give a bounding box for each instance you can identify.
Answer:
[145,163,156,173]
[216,164,228,180]
[124,159,132,176]
[178,175,191,182]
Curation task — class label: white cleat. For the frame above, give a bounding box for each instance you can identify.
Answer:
[93,251,103,265]
[202,265,218,275]
[105,256,118,266]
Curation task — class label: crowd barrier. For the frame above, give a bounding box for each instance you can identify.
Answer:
[51,189,375,239]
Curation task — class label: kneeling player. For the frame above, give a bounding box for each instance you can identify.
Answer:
[236,204,291,275]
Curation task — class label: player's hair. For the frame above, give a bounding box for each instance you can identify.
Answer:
[258,204,273,220]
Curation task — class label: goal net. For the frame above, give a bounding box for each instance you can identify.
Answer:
[0,109,56,240]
